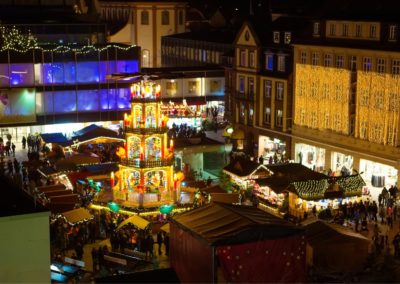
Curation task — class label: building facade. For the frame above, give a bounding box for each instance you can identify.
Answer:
[292,17,400,195]
[99,0,187,67]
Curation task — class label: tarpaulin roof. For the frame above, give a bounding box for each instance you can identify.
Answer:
[210,193,240,204]
[116,215,151,230]
[171,203,303,246]
[61,207,94,225]
[71,124,122,143]
[200,185,226,194]
[305,220,370,246]
[40,132,72,146]
[81,162,119,174]
[37,166,59,178]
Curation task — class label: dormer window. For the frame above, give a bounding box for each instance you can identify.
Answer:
[329,23,336,36]
[273,31,280,43]
[313,22,320,36]
[369,25,377,38]
[342,24,349,37]
[284,32,291,44]
[389,25,398,41]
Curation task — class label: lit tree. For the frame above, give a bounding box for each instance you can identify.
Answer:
[0,25,38,52]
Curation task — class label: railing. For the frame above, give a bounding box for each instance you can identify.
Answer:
[120,157,174,168]
[129,97,162,103]
[124,126,168,135]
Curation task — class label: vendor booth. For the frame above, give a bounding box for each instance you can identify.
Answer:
[170,202,306,283]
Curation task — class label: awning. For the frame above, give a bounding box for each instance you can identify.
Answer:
[40,133,72,146]
[160,223,170,233]
[61,207,94,225]
[116,215,150,230]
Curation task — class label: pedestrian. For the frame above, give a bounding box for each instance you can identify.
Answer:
[163,232,170,256]
[22,136,26,149]
[157,231,163,255]
[147,234,154,258]
[11,143,15,156]
[393,232,400,258]
[91,247,98,271]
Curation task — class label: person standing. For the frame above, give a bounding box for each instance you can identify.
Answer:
[157,231,163,255]
[22,136,26,149]
[163,232,170,256]
[11,143,15,156]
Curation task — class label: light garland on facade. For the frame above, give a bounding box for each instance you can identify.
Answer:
[294,64,350,134]
[0,25,38,52]
[356,72,400,146]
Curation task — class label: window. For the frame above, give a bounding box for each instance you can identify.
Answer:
[360,122,368,139]
[239,76,245,93]
[249,52,255,68]
[264,107,271,124]
[276,82,284,100]
[161,11,170,25]
[389,93,399,112]
[377,58,386,73]
[277,55,285,72]
[188,80,199,93]
[311,82,317,97]
[166,81,177,96]
[356,24,362,37]
[300,109,306,125]
[324,113,330,129]
[369,25,377,38]
[273,31,280,43]
[141,11,149,25]
[284,32,291,44]
[276,109,283,127]
[312,52,319,66]
[240,50,246,66]
[178,10,183,25]
[313,22,320,36]
[240,103,246,123]
[342,24,349,37]
[350,56,357,71]
[363,57,372,71]
[265,53,273,70]
[392,59,400,75]
[311,111,317,128]
[375,93,384,109]
[300,51,307,64]
[389,25,398,41]
[248,106,254,125]
[336,55,344,68]
[329,23,336,36]
[264,80,272,98]
[248,78,254,98]
[324,54,333,67]
[361,90,369,106]
[298,81,305,96]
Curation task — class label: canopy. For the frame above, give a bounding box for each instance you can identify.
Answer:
[116,215,150,230]
[61,207,94,225]
[40,132,72,146]
[71,124,123,145]
[160,223,170,233]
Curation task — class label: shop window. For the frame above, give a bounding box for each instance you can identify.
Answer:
[188,80,199,94]
[162,11,170,25]
[141,11,149,25]
[210,80,222,94]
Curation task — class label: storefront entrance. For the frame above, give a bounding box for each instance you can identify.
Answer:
[332,152,353,176]
[295,143,325,172]
[258,136,286,164]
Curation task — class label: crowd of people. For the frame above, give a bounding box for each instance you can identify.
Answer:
[168,123,204,140]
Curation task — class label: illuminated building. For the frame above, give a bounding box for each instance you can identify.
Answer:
[113,77,176,208]
[292,15,400,195]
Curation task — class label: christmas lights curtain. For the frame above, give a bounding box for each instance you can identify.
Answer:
[216,235,306,283]
[170,224,214,283]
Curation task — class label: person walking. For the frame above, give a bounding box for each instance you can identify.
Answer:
[22,136,26,149]
[11,143,15,156]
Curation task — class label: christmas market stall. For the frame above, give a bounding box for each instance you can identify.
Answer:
[169,202,306,283]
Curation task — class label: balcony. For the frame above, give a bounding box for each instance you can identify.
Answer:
[124,126,168,135]
[120,157,174,168]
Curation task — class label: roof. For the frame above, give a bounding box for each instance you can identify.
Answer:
[200,185,226,194]
[163,30,237,44]
[171,202,303,246]
[61,207,93,225]
[81,162,119,174]
[0,175,48,218]
[71,124,120,143]
[305,220,370,246]
[40,133,72,146]
[116,215,151,231]
[223,157,267,177]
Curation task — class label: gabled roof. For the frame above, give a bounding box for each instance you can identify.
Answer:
[71,124,121,143]
[223,157,266,177]
[171,202,303,246]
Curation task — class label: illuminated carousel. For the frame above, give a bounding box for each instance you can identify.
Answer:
[112,77,178,208]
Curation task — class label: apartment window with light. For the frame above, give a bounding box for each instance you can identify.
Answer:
[264,80,272,98]
[141,11,149,25]
[248,106,254,125]
[313,22,320,36]
[369,25,377,38]
[336,55,344,68]
[363,57,372,71]
[276,109,283,127]
[264,107,271,124]
[239,76,245,93]
[350,56,357,71]
[276,82,284,100]
[161,11,170,25]
[329,23,336,36]
[324,54,333,67]
[311,52,319,66]
[240,103,246,123]
[356,24,362,37]
[392,59,400,75]
[300,51,307,64]
[277,55,285,72]
[273,31,280,43]
[377,58,386,73]
[284,32,291,44]
[240,50,246,67]
[249,52,255,68]
[389,25,398,41]
[342,24,349,37]
[265,53,273,71]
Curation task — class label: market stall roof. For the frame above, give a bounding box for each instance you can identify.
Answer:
[223,157,271,177]
[160,223,170,234]
[61,207,94,225]
[40,132,72,146]
[71,124,123,144]
[116,215,151,230]
[171,202,303,246]
[305,220,370,245]
[81,162,119,174]
[200,185,226,194]
[37,166,59,178]
[210,193,240,204]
